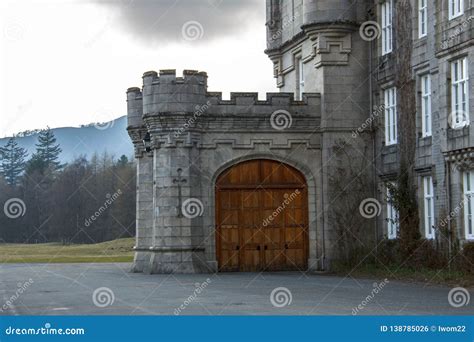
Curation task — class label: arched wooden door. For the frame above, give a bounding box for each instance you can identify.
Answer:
[216,159,308,272]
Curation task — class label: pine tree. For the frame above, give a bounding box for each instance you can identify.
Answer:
[0,137,28,185]
[33,127,63,171]
[116,155,129,168]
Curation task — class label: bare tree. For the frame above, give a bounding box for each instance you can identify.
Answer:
[391,0,421,256]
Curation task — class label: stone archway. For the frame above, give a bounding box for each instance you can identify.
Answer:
[215,159,309,272]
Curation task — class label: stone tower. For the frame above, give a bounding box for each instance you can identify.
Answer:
[127,70,210,273]
[265,0,373,267]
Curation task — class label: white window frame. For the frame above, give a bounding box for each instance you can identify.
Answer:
[298,58,304,100]
[421,74,432,137]
[451,57,469,128]
[423,176,435,239]
[418,0,428,38]
[381,0,393,55]
[449,0,464,20]
[463,171,474,240]
[384,87,397,145]
[387,185,398,239]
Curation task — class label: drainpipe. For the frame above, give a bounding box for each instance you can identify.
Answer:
[320,131,326,271]
[369,37,378,253]
[445,159,452,271]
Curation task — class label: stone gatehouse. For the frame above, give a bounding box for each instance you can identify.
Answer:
[126,70,331,273]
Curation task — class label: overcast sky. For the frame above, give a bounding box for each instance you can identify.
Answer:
[0,0,276,137]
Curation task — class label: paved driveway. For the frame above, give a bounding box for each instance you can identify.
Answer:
[0,263,472,315]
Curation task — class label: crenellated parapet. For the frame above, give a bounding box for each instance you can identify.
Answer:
[126,87,143,128]
[142,69,208,115]
[127,69,322,156]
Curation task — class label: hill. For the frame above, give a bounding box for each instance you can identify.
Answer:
[0,116,133,163]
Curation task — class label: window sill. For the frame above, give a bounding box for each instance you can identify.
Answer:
[381,143,398,155]
[448,13,464,21]
[450,123,470,130]
[419,135,432,147]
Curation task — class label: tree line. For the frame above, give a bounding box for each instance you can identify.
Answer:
[0,128,136,244]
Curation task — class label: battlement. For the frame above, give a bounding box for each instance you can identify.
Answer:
[205,92,320,107]
[143,69,208,87]
[126,69,321,129]
[127,87,142,99]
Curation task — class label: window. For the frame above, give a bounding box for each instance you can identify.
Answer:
[463,171,474,240]
[387,185,398,239]
[296,57,304,100]
[418,0,427,37]
[384,87,397,145]
[381,0,393,55]
[421,74,432,137]
[423,176,435,239]
[451,57,469,128]
[449,0,464,19]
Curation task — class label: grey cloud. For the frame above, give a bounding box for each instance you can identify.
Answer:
[93,0,263,44]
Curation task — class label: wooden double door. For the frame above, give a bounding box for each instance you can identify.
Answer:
[216,159,308,272]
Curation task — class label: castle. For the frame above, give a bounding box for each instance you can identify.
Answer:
[127,0,473,273]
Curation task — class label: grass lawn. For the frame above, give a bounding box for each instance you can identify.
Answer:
[332,263,474,287]
[0,238,134,263]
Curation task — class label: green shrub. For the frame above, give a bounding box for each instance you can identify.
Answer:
[376,238,445,269]
[407,239,445,269]
[460,242,474,274]
[376,239,401,266]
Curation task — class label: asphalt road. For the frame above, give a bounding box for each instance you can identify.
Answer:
[0,263,472,315]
